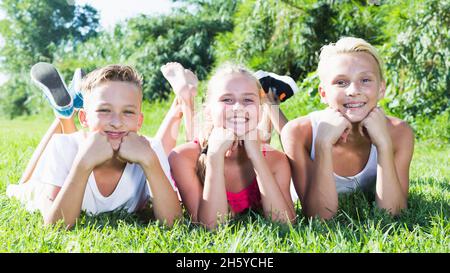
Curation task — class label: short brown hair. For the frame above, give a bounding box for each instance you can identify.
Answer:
[81,64,143,97]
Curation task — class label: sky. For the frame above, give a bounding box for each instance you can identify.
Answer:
[75,0,179,30]
[0,0,179,84]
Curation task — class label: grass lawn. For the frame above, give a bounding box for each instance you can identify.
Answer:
[0,102,449,253]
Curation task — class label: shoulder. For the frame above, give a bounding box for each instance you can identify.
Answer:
[263,145,290,169]
[386,116,415,151]
[281,115,313,151]
[282,116,313,139]
[48,132,80,154]
[386,116,414,140]
[168,142,201,168]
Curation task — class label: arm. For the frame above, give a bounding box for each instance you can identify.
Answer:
[196,128,235,229]
[252,149,296,223]
[200,153,229,229]
[42,158,92,228]
[43,132,114,228]
[141,154,182,227]
[168,144,204,222]
[365,114,413,215]
[118,132,182,226]
[281,113,350,220]
[169,143,230,229]
[281,118,338,219]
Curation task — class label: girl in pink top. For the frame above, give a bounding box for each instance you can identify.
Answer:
[169,63,295,229]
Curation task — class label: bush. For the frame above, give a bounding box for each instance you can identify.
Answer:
[382,0,449,121]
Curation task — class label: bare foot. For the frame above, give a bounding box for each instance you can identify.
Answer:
[161,62,198,101]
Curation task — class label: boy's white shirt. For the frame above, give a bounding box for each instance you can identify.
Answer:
[6,131,177,215]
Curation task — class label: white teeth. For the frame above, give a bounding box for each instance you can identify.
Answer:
[230,118,247,123]
[344,103,365,108]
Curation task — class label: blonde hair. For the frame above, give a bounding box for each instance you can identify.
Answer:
[81,64,143,98]
[317,37,384,81]
[196,62,271,183]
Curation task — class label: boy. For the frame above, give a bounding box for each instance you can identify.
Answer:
[7,64,182,228]
[281,37,414,220]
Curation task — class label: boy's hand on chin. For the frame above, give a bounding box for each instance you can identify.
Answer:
[116,132,157,166]
[358,107,391,149]
[317,108,352,146]
[78,131,115,169]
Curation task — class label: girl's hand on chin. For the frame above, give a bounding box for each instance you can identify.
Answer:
[207,127,236,157]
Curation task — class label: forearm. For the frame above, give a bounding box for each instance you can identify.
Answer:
[44,160,91,228]
[375,145,407,215]
[142,161,182,226]
[251,155,295,223]
[306,142,338,219]
[198,156,228,229]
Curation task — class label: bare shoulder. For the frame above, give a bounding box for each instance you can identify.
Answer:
[263,145,290,170]
[386,116,415,150]
[282,116,312,137]
[168,142,201,168]
[386,116,414,139]
[281,115,313,151]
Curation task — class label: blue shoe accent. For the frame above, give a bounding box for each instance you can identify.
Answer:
[68,68,85,109]
[30,62,74,118]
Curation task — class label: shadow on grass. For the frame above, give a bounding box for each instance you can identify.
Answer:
[291,177,450,235]
[75,205,172,230]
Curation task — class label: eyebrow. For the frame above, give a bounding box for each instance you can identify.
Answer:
[221,92,258,96]
[96,103,138,108]
[332,71,377,78]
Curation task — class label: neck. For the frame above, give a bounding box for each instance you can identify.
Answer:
[339,123,371,146]
[225,142,249,162]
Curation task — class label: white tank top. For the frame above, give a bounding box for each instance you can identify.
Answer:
[309,110,377,194]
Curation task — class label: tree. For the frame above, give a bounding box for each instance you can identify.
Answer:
[0,0,99,117]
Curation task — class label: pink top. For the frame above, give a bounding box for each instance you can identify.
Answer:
[226,177,262,214]
[173,139,264,214]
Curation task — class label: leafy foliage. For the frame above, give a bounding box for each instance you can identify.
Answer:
[0,0,99,117]
[0,0,447,128]
[382,0,449,121]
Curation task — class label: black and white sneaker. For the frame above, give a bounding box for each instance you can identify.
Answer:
[254,70,299,102]
[30,62,73,118]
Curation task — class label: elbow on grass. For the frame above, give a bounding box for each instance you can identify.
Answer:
[43,214,75,230]
[303,205,337,221]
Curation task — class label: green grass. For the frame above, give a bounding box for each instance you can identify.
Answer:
[0,102,449,253]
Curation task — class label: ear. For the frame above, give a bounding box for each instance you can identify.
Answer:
[318,84,327,104]
[137,112,144,130]
[377,80,386,100]
[78,109,89,128]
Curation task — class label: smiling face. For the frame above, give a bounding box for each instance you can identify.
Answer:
[208,73,261,137]
[79,81,143,148]
[319,52,386,123]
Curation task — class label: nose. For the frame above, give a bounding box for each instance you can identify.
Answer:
[232,102,244,112]
[109,112,123,128]
[346,82,361,96]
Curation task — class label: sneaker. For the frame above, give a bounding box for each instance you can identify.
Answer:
[30,62,73,118]
[68,68,85,109]
[254,70,299,102]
